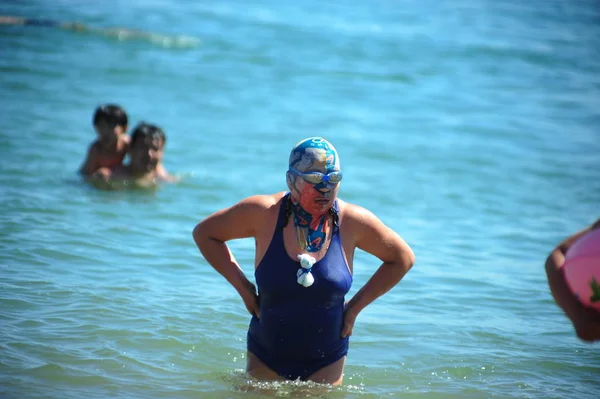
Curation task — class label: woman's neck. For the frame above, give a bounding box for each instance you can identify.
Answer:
[290,198,330,253]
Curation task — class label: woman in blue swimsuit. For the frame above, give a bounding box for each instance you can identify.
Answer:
[193,137,415,385]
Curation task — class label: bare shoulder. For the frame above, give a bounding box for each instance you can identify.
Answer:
[337,198,414,264]
[225,192,287,230]
[337,198,380,227]
[235,192,287,214]
[197,192,287,241]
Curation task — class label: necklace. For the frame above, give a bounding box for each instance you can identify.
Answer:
[292,208,330,253]
[290,202,332,287]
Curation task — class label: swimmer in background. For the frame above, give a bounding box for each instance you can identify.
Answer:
[79,104,130,176]
[91,122,177,189]
[545,218,600,342]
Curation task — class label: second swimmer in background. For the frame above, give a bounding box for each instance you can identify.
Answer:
[79,104,130,176]
[91,122,178,189]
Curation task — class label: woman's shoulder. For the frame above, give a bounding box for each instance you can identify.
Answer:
[337,198,380,229]
[237,191,288,212]
[337,198,372,218]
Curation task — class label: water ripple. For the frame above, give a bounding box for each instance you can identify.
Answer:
[2,0,600,398]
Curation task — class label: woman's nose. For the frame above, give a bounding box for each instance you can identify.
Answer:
[317,184,331,193]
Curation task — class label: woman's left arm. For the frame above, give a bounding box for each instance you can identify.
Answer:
[341,204,415,337]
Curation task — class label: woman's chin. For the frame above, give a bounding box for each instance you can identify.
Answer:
[307,200,333,214]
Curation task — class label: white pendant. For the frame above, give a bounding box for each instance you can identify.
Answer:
[296,254,316,287]
[296,269,315,287]
[297,254,316,269]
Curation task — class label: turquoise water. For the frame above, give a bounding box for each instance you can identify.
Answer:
[1,0,600,398]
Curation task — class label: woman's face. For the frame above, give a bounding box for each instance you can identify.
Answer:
[286,138,341,215]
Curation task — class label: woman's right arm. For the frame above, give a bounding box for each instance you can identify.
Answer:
[192,195,270,317]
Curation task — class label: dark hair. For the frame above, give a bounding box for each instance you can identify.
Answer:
[130,122,166,148]
[93,104,128,128]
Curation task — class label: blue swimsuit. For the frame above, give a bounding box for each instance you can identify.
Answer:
[247,195,353,381]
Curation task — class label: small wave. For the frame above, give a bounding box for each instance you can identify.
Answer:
[1,17,201,49]
[87,27,201,49]
[221,369,364,397]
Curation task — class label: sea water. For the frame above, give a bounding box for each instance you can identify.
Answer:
[1,0,599,398]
